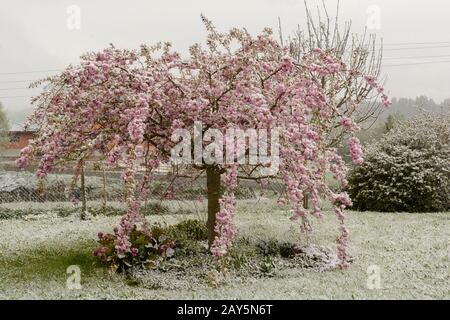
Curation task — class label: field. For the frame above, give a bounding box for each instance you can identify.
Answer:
[0,199,448,300]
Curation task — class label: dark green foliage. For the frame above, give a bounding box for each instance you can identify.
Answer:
[0,207,79,219]
[256,239,298,258]
[164,219,208,256]
[140,202,172,215]
[170,219,208,241]
[347,113,450,212]
[0,203,177,220]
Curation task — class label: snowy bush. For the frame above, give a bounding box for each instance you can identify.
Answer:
[347,113,450,212]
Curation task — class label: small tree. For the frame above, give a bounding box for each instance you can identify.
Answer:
[285,1,388,147]
[17,18,388,268]
[383,113,403,133]
[347,112,450,212]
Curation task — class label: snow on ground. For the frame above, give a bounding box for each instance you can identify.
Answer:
[0,199,448,299]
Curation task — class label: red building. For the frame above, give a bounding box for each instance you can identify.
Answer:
[3,124,35,156]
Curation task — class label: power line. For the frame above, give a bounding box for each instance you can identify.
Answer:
[384,54,450,60]
[0,40,447,73]
[0,87,37,91]
[384,45,450,51]
[0,95,33,99]
[0,45,448,76]
[0,49,449,87]
[0,79,39,84]
[0,69,61,76]
[383,41,450,46]
[384,60,450,67]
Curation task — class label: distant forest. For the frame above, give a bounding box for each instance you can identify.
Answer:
[379,96,450,121]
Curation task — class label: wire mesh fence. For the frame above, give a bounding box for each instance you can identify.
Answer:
[0,155,285,219]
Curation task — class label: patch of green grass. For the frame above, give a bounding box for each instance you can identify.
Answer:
[0,240,100,282]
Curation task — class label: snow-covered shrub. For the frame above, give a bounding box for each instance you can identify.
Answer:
[347,113,450,212]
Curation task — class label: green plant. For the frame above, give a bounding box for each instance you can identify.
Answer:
[93,224,175,273]
[227,250,249,269]
[171,219,208,241]
[140,202,171,215]
[259,256,276,276]
[164,219,208,256]
[256,239,297,258]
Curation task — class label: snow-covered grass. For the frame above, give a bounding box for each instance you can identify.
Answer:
[0,199,448,299]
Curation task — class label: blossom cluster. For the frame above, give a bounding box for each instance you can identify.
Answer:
[210,165,238,256]
[348,137,364,166]
[364,75,391,108]
[210,194,237,257]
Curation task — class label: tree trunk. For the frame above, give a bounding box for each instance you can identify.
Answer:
[303,193,309,209]
[206,166,221,248]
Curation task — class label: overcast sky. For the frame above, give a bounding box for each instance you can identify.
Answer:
[1,0,450,120]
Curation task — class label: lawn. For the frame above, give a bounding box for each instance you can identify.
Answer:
[0,199,448,299]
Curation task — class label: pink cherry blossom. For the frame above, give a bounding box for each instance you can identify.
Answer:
[348,137,364,165]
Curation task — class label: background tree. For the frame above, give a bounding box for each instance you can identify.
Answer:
[17,17,388,268]
[283,1,388,147]
[382,113,403,133]
[0,102,10,149]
